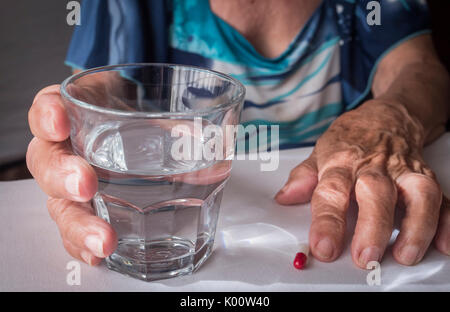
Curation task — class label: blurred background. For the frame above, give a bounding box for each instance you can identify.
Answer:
[0,1,72,180]
[0,0,449,181]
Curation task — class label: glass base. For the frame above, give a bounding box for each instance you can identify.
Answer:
[105,236,214,282]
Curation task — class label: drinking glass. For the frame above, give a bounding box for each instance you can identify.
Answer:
[60,64,245,281]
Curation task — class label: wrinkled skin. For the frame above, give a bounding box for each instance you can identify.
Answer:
[275,100,448,268]
[27,0,450,266]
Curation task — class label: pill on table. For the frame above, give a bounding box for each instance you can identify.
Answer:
[293,244,309,270]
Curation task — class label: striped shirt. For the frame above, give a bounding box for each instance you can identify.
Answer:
[66,0,430,149]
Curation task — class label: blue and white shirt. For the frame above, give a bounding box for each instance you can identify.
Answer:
[66,0,430,149]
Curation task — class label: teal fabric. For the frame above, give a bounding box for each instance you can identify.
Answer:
[66,0,431,149]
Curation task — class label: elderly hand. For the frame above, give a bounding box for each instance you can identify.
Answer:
[26,83,233,265]
[27,85,118,265]
[275,99,449,268]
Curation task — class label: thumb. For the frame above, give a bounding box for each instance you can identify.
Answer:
[275,153,318,205]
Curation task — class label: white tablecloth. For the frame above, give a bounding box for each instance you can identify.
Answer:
[1,134,449,292]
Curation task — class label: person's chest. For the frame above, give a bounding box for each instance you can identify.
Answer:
[168,0,343,147]
[209,0,323,59]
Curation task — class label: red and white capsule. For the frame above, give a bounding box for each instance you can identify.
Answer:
[293,244,309,270]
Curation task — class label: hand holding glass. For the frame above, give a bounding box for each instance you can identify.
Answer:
[61,64,245,281]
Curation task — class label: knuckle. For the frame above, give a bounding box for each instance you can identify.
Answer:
[356,170,396,198]
[422,167,437,180]
[357,170,386,185]
[48,199,88,244]
[407,173,441,197]
[322,150,359,168]
[410,159,423,173]
[34,94,60,119]
[51,199,74,229]
[26,137,39,175]
[28,102,37,128]
[291,159,317,179]
[413,167,439,186]
[387,153,408,178]
[313,211,346,231]
[62,240,75,256]
[53,146,70,169]
[301,158,316,172]
[33,85,61,104]
[358,210,393,232]
[397,173,442,208]
[64,220,82,242]
[318,167,353,192]
[42,148,64,183]
[320,166,352,182]
[314,185,349,209]
[61,239,83,262]
[30,92,68,139]
[41,166,54,190]
[47,197,58,221]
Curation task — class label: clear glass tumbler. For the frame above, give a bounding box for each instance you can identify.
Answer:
[60,64,245,281]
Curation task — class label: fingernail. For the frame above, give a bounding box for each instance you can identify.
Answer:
[315,238,334,260]
[80,251,94,265]
[359,247,381,268]
[399,245,420,265]
[84,235,104,258]
[275,184,289,198]
[65,173,80,197]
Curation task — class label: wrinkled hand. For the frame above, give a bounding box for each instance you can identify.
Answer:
[27,85,114,265]
[27,83,232,265]
[275,100,449,268]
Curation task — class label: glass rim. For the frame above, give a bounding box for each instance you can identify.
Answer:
[60,63,246,118]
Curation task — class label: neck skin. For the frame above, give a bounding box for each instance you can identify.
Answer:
[209,0,322,58]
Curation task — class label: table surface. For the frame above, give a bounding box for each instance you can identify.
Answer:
[1,134,449,292]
